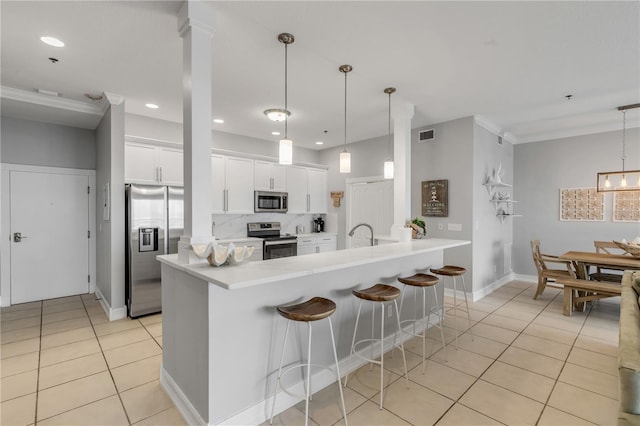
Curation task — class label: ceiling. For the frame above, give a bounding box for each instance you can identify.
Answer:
[1,1,639,150]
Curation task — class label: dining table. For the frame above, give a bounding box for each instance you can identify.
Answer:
[558,251,640,280]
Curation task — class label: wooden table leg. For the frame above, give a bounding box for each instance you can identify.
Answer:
[563,287,573,316]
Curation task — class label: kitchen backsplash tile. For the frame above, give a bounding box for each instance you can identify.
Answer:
[212,214,323,239]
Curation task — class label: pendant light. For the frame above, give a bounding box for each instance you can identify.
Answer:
[339,65,352,173]
[383,87,396,179]
[596,103,640,192]
[277,33,294,165]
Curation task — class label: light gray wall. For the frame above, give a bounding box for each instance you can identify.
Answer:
[411,117,475,290]
[1,116,96,169]
[125,113,321,164]
[318,134,388,249]
[96,103,126,311]
[473,123,514,292]
[513,128,640,276]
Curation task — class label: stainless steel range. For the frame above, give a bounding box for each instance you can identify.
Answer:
[247,222,297,260]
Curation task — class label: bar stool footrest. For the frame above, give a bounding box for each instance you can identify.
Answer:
[276,362,340,401]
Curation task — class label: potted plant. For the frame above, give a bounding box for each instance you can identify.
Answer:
[408,217,426,239]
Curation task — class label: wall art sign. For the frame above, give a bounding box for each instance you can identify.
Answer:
[559,187,604,221]
[613,191,640,222]
[422,179,448,217]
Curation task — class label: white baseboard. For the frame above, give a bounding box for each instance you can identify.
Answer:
[219,318,432,426]
[443,273,537,303]
[160,367,207,426]
[513,274,537,283]
[94,287,126,321]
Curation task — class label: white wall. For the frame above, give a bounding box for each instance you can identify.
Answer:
[125,113,321,164]
[318,134,389,248]
[513,128,640,275]
[411,117,475,290]
[95,103,126,316]
[1,116,96,169]
[472,123,514,292]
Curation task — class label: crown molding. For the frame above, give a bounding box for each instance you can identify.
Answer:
[101,91,124,111]
[0,86,103,117]
[474,115,518,144]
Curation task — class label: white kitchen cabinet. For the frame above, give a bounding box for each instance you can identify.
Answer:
[211,154,254,214]
[254,161,286,192]
[297,236,317,256]
[297,234,337,256]
[286,166,327,214]
[317,234,337,252]
[307,168,327,213]
[125,142,183,185]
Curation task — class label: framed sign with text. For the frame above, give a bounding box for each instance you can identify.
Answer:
[422,179,448,217]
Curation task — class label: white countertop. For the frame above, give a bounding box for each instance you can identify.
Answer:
[158,238,470,291]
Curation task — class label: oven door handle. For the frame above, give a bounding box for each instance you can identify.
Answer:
[264,239,297,246]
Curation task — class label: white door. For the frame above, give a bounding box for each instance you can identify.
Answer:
[346,179,393,248]
[10,170,90,304]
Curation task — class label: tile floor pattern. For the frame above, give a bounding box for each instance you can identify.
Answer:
[1,281,621,425]
[1,294,183,426]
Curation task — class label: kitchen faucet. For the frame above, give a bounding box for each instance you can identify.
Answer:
[348,223,374,247]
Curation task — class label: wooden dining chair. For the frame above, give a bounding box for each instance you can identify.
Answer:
[589,241,628,283]
[531,240,576,299]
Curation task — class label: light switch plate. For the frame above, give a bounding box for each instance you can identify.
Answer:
[448,223,462,231]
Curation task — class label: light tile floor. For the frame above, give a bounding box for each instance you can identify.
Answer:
[1,280,621,425]
[1,293,181,426]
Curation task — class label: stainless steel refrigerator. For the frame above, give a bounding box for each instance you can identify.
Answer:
[125,184,183,318]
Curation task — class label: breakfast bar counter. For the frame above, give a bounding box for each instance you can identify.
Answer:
[158,238,470,425]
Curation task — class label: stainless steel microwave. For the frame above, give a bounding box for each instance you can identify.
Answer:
[254,191,288,213]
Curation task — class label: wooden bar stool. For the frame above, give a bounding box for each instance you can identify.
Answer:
[344,284,408,409]
[270,297,347,426]
[430,265,473,348]
[393,273,447,372]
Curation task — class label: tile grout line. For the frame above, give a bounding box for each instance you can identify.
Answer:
[81,295,134,426]
[33,300,43,425]
[534,300,618,426]
[429,285,535,425]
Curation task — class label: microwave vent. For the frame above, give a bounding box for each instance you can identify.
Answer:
[418,129,435,142]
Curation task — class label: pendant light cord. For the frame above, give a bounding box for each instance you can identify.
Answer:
[621,110,626,171]
[343,71,348,152]
[284,43,288,139]
[387,91,392,158]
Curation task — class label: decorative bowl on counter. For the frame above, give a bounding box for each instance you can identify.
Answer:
[192,242,255,266]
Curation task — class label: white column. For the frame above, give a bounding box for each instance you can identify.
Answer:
[391,99,415,240]
[177,1,216,263]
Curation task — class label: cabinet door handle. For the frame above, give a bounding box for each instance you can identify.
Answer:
[307,194,310,212]
[159,167,163,182]
[224,189,228,212]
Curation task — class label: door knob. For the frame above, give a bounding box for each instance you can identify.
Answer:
[13,232,27,242]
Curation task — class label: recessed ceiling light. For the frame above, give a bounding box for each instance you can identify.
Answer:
[40,36,64,47]
[272,131,281,136]
[145,103,159,109]
[213,118,224,124]
[315,141,324,145]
